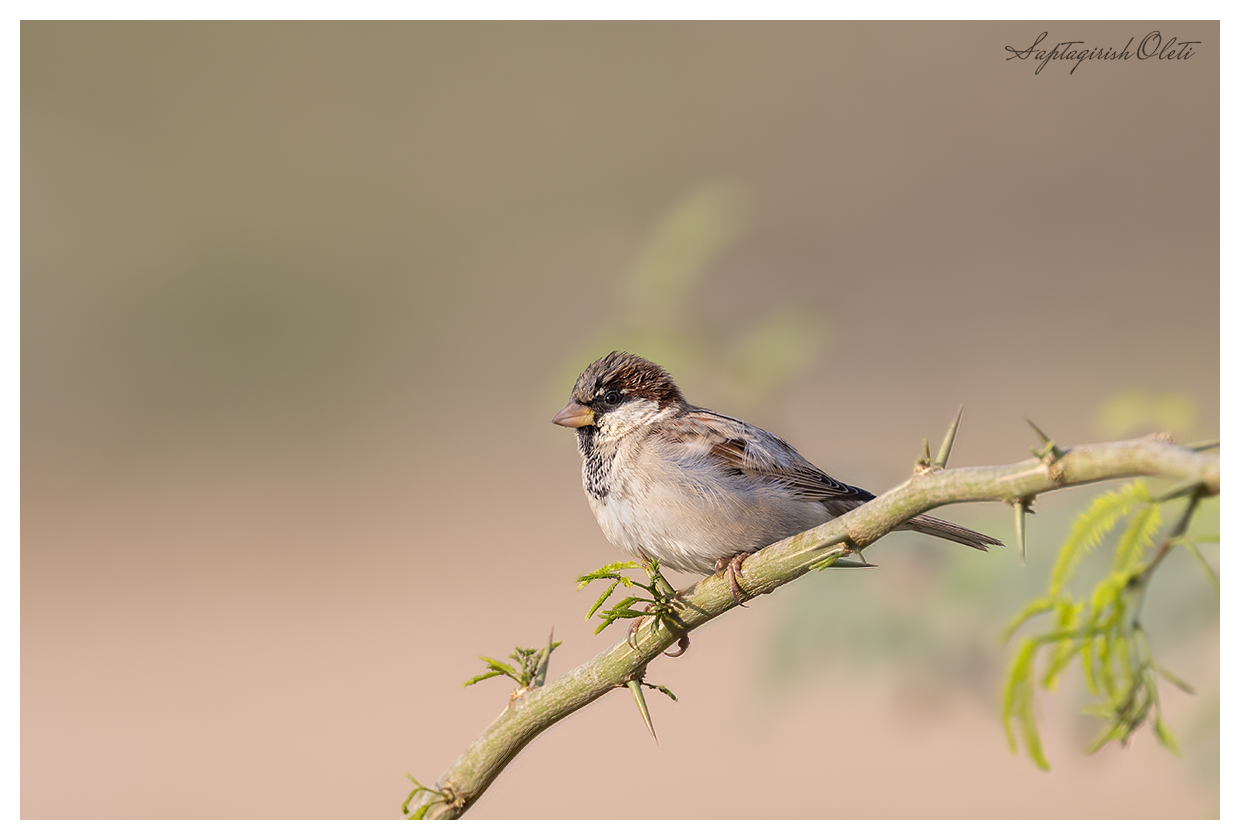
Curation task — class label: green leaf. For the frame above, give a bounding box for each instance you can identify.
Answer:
[1080,703,1115,720]
[1042,637,1086,690]
[402,773,443,820]
[608,596,641,612]
[1085,575,1123,632]
[1113,503,1161,579]
[1086,720,1125,754]
[577,560,643,578]
[651,683,678,702]
[478,657,518,677]
[1083,633,1107,697]
[1112,632,1133,690]
[1051,481,1150,595]
[1154,717,1182,756]
[1001,596,1057,643]
[462,671,504,687]
[585,579,620,619]
[1182,542,1220,594]
[1000,478,1212,771]
[1002,638,1047,768]
[1151,662,1196,695]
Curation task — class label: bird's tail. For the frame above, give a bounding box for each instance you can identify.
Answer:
[905,514,1003,551]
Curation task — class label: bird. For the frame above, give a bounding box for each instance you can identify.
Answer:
[553,351,1001,602]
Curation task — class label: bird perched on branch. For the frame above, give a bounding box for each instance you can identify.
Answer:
[553,351,1001,601]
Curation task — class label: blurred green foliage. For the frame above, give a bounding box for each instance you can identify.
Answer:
[760,398,1217,783]
[1001,480,1217,770]
[556,181,829,409]
[1094,388,1200,441]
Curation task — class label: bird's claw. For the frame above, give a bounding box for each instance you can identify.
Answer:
[628,605,691,657]
[715,552,750,605]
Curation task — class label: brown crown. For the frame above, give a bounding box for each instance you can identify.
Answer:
[575,351,684,408]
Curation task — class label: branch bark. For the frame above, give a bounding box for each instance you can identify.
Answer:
[407,435,1219,819]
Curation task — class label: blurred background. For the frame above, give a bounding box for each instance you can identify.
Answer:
[21,21,1219,818]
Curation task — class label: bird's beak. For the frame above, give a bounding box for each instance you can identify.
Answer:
[552,400,595,428]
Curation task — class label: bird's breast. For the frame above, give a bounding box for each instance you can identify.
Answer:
[584,446,832,576]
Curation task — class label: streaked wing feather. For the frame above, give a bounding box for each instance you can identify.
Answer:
[664,410,874,503]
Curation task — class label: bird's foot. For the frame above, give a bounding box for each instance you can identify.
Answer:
[714,552,751,605]
[627,593,691,658]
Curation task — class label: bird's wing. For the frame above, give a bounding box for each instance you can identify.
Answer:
[658,409,876,504]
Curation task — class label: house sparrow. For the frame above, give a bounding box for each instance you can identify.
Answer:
[553,351,1001,602]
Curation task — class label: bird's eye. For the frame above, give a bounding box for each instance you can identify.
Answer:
[602,390,622,406]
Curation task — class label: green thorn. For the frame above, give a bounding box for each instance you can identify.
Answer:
[1026,418,1063,461]
[1014,500,1027,562]
[651,566,677,599]
[935,406,965,469]
[1186,439,1219,452]
[534,628,554,688]
[807,533,859,571]
[808,545,848,571]
[626,678,658,743]
[920,438,932,466]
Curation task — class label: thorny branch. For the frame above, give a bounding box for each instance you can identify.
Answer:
[404,435,1218,819]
